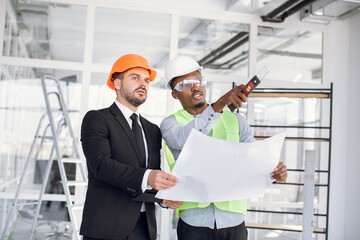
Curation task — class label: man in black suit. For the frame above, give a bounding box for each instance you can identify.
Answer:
[80,54,180,240]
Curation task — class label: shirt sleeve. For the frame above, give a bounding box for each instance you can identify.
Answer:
[160,106,222,150]
[235,113,256,143]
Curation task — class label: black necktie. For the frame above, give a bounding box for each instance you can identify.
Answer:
[130,113,146,167]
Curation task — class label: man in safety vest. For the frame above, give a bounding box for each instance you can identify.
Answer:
[160,56,288,240]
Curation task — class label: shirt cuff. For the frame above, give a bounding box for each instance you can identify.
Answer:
[141,169,153,192]
[196,106,222,134]
[158,201,168,209]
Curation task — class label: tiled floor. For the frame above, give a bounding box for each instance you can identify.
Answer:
[8,202,178,240]
[8,202,72,240]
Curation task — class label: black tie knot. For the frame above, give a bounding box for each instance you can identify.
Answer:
[130,113,138,121]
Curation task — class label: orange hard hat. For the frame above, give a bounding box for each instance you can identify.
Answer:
[107,54,157,90]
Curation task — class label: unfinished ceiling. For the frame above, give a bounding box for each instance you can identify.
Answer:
[3,0,359,83]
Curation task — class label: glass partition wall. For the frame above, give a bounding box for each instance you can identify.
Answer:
[0,0,327,239]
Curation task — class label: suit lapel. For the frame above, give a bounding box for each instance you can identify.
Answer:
[110,103,144,166]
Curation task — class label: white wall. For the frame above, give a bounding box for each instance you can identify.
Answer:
[344,12,360,240]
[325,12,360,240]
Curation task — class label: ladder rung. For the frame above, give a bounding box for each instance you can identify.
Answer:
[35,136,71,142]
[276,181,328,187]
[66,204,84,210]
[14,201,38,206]
[246,222,326,234]
[35,135,53,140]
[57,138,73,142]
[61,158,84,164]
[62,181,87,186]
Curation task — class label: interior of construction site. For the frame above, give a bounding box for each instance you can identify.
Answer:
[0,0,359,239]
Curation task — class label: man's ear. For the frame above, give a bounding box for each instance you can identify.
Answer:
[113,79,121,91]
[171,90,178,99]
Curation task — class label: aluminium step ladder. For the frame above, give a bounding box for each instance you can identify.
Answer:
[1,76,88,240]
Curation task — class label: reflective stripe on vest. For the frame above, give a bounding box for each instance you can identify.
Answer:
[164,109,247,217]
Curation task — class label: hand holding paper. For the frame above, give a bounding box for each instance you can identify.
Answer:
[271,162,287,183]
[156,130,286,202]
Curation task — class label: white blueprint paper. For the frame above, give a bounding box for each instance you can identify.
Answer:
[156,130,286,202]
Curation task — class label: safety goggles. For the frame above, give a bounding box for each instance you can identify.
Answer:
[173,75,207,92]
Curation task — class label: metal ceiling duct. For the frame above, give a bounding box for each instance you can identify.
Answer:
[301,0,360,24]
[261,0,318,23]
[198,32,249,69]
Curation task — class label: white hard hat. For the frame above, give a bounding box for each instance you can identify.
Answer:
[165,56,203,89]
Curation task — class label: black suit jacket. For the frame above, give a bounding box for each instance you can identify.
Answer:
[80,103,161,240]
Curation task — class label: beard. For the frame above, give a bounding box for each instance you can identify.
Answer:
[120,87,147,107]
[193,101,205,108]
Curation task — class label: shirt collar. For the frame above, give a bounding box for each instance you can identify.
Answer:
[114,100,140,121]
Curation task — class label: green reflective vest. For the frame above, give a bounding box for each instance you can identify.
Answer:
[164,109,247,218]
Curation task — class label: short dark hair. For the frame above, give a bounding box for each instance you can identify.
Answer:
[112,72,125,83]
[170,77,180,90]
